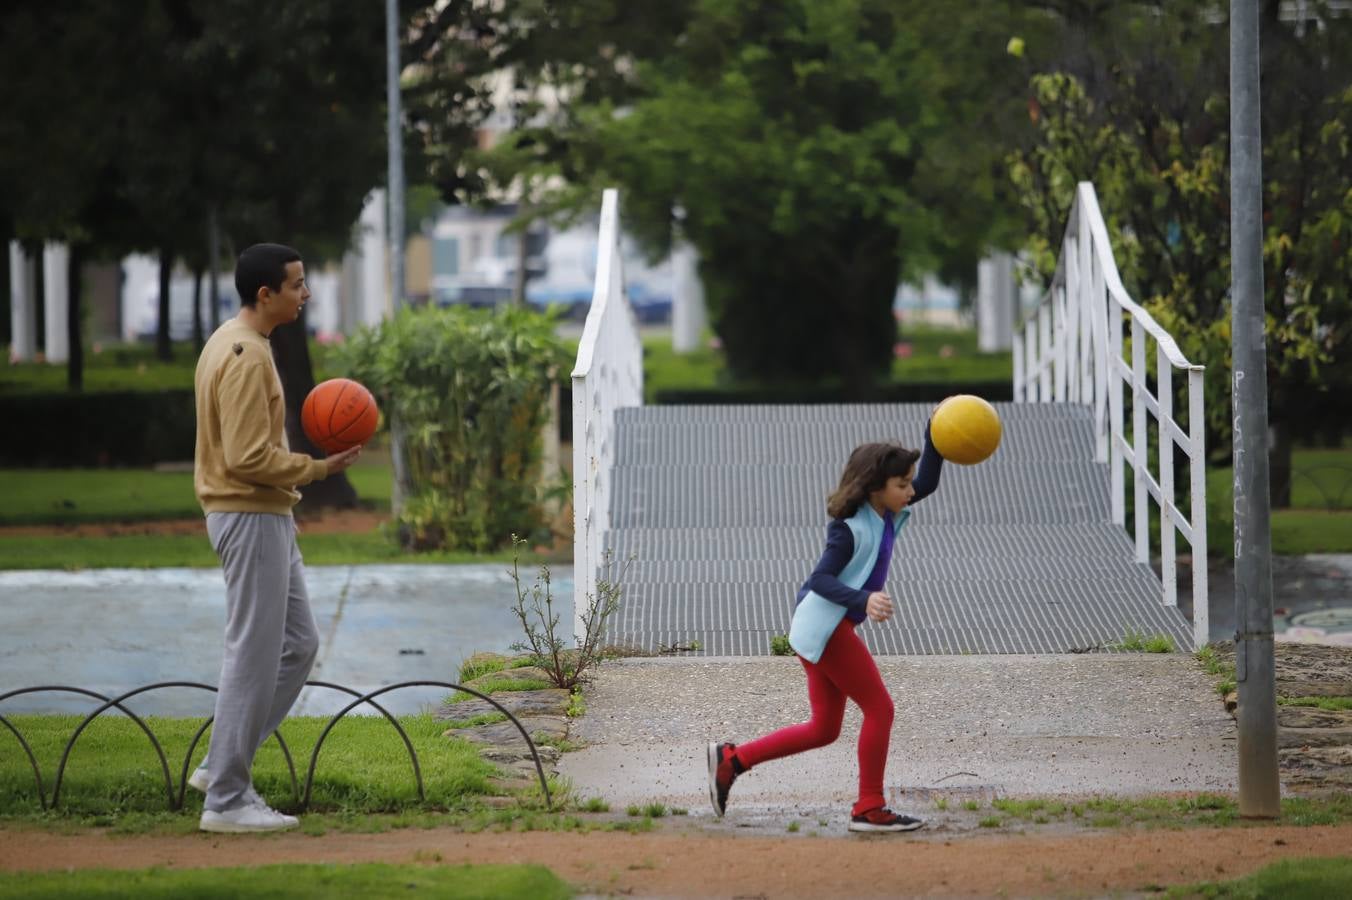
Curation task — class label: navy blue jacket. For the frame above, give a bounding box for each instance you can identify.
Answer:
[796,427,944,621]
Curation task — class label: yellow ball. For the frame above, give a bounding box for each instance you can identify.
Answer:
[931,395,1002,465]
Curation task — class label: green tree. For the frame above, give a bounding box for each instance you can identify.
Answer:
[0,1,153,388]
[193,0,391,510]
[411,1,1038,392]
[599,0,1035,391]
[1008,2,1352,504]
[339,306,569,551]
[0,0,391,510]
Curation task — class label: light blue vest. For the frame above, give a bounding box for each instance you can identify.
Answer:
[787,504,910,664]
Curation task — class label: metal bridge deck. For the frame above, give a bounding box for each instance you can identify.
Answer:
[600,403,1193,655]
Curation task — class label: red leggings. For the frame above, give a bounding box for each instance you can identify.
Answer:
[735,618,894,815]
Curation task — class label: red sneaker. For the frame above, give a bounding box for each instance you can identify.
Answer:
[706,742,741,817]
[849,807,924,833]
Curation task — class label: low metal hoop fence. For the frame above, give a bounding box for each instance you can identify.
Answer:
[0,679,552,812]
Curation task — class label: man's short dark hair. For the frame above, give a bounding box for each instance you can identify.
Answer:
[235,243,303,308]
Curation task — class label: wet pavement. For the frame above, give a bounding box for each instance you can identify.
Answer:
[1185,553,1352,646]
[560,653,1240,825]
[0,564,573,718]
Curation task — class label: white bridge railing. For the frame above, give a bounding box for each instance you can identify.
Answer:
[1013,182,1209,649]
[572,189,644,643]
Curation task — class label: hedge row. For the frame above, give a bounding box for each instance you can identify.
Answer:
[11,378,1341,468]
[0,387,575,468]
[1,390,197,467]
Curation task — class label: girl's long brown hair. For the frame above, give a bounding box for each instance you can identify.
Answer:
[826,442,921,519]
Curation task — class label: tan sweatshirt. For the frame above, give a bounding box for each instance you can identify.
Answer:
[194,318,328,514]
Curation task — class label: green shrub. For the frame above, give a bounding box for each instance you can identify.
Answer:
[769,634,794,656]
[338,306,569,552]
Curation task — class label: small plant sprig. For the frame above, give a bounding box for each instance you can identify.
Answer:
[508,535,632,690]
[1115,629,1174,653]
[769,634,794,656]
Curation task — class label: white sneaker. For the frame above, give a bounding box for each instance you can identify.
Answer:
[243,787,295,823]
[187,760,209,793]
[200,801,299,833]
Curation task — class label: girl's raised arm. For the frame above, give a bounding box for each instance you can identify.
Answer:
[910,419,945,505]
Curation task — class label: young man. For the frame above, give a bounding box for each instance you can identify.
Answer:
[191,243,361,833]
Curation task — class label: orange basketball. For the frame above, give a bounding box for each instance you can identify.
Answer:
[301,378,379,454]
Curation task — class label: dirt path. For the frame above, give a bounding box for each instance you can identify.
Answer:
[3,822,1350,897]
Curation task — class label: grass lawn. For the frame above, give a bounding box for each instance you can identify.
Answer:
[0,713,501,821]
[0,344,196,394]
[1206,447,1352,554]
[0,710,656,838]
[0,449,561,569]
[0,469,202,525]
[1169,855,1352,899]
[973,792,1352,830]
[0,340,350,395]
[0,452,567,569]
[0,864,572,900]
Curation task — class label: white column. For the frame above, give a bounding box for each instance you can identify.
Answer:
[671,240,706,354]
[340,247,363,336]
[42,242,70,363]
[8,242,38,362]
[307,266,341,339]
[359,189,388,326]
[976,252,1015,352]
[119,254,159,341]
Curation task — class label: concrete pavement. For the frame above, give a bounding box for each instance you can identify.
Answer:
[559,653,1240,827]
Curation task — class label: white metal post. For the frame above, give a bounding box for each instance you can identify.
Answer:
[1189,368,1209,647]
[1131,318,1149,564]
[1158,348,1177,607]
[1109,298,1126,527]
[1058,243,1074,403]
[1038,303,1052,400]
[1090,246,1109,463]
[1077,199,1094,410]
[1025,318,1038,401]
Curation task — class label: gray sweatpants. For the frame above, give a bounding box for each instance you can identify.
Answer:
[204,512,319,812]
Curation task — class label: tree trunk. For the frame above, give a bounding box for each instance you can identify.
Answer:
[270,304,358,510]
[1268,418,1292,509]
[191,266,204,352]
[833,221,900,399]
[66,243,83,392]
[156,247,173,361]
